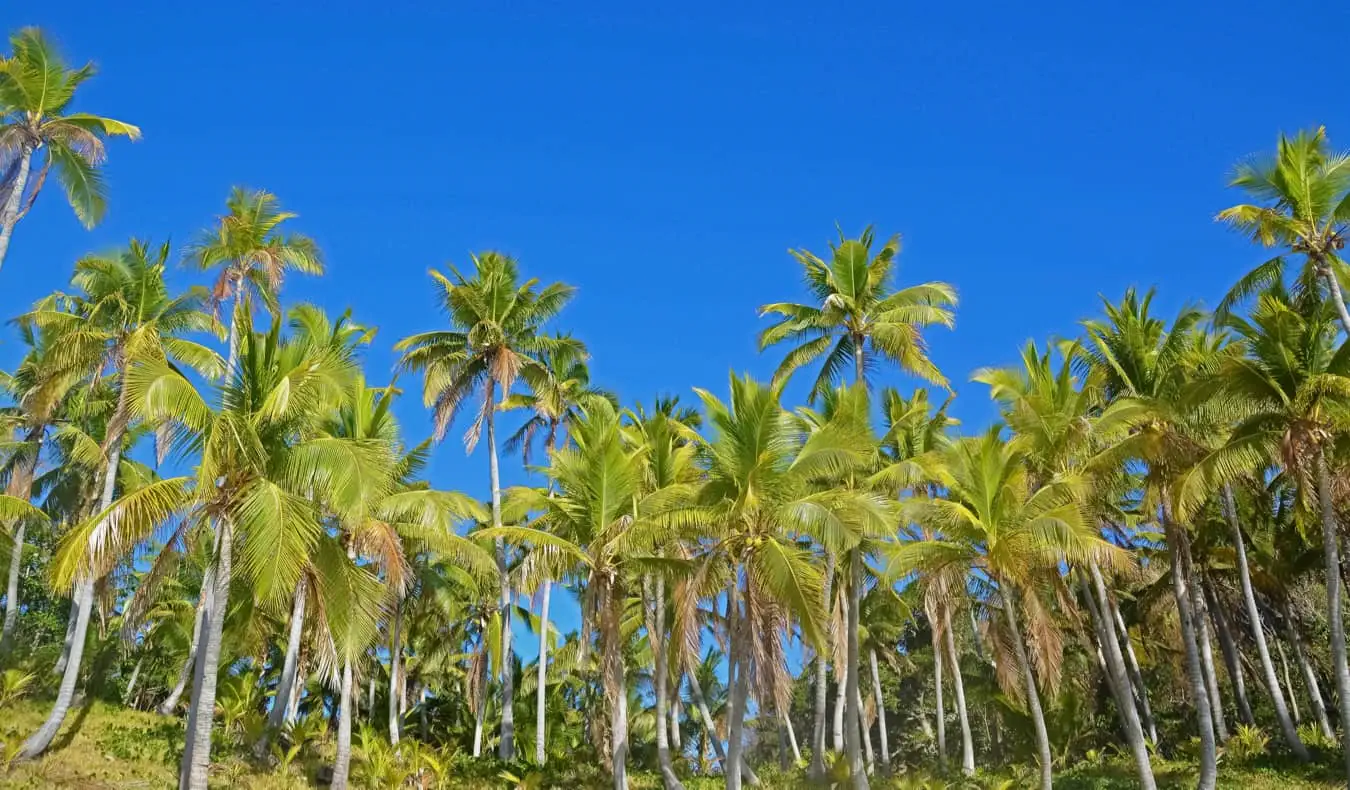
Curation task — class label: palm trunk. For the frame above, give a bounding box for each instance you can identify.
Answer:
[1283,598,1334,739]
[366,678,375,724]
[54,599,78,676]
[1163,503,1217,790]
[1320,263,1350,339]
[1086,564,1156,790]
[857,681,874,775]
[1204,579,1254,726]
[943,611,974,776]
[159,578,210,715]
[1279,640,1303,724]
[0,144,34,272]
[727,578,747,790]
[932,612,946,772]
[646,577,684,790]
[1194,585,1229,741]
[833,644,847,753]
[21,382,128,759]
[123,654,144,707]
[1222,485,1303,754]
[868,649,889,772]
[331,661,354,790]
[472,694,486,757]
[389,602,403,746]
[810,550,835,778]
[843,550,869,790]
[1,430,41,655]
[535,580,551,765]
[1314,448,1350,787]
[613,657,629,790]
[180,518,232,790]
[671,684,683,753]
[486,383,516,761]
[784,706,802,764]
[1001,585,1052,790]
[687,668,726,766]
[1108,593,1157,744]
[258,577,307,756]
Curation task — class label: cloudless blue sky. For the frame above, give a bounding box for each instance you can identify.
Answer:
[7,1,1350,661]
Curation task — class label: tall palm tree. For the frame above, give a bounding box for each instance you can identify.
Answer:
[1217,127,1350,335]
[0,27,140,271]
[758,224,955,399]
[16,240,219,760]
[395,251,576,761]
[1179,285,1350,781]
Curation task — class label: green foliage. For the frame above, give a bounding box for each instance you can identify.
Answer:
[1228,725,1273,763]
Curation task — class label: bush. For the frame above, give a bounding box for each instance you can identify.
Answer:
[1228,725,1271,763]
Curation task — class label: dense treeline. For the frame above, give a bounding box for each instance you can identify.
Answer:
[2,23,1350,790]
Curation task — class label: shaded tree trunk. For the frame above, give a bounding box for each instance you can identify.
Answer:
[1086,563,1156,790]
[727,578,747,790]
[868,649,889,772]
[389,602,403,746]
[943,609,974,776]
[784,705,802,764]
[1314,448,1350,786]
[671,683,683,753]
[811,551,835,778]
[0,143,34,271]
[180,519,232,790]
[1283,598,1334,739]
[331,661,354,790]
[535,580,551,764]
[843,550,868,790]
[646,577,684,790]
[1002,585,1052,790]
[688,668,726,766]
[256,576,306,759]
[0,430,41,655]
[1107,593,1157,744]
[931,610,946,772]
[1194,585,1229,741]
[1204,579,1254,726]
[124,654,144,707]
[485,385,516,761]
[159,573,210,715]
[54,599,78,676]
[1279,640,1302,724]
[1163,504,1217,790]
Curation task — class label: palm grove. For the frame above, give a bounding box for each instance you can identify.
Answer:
[4,24,1350,790]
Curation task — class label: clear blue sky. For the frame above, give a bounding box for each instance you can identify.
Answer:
[7,1,1350,659]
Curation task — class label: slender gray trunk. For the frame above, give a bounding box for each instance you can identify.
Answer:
[367,678,375,727]
[180,519,232,790]
[1086,564,1156,790]
[1194,585,1229,741]
[331,661,354,790]
[727,579,746,790]
[2,522,26,653]
[811,551,835,777]
[942,610,974,776]
[1107,593,1157,744]
[54,599,78,676]
[833,624,847,754]
[1163,506,1217,790]
[1002,586,1052,790]
[1222,484,1303,753]
[647,577,684,790]
[159,576,210,715]
[271,578,306,730]
[486,386,515,761]
[22,398,127,759]
[1283,598,1334,739]
[1279,640,1303,724]
[1205,580,1254,726]
[687,668,726,765]
[1314,449,1350,787]
[389,602,403,746]
[784,705,802,764]
[857,680,873,775]
[1320,263,1350,340]
[613,655,629,790]
[843,550,868,790]
[123,654,144,707]
[868,649,889,771]
[0,144,34,272]
[932,610,946,772]
[671,683,683,752]
[535,580,551,765]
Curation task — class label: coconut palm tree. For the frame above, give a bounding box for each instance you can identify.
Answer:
[0,27,140,271]
[395,251,576,761]
[16,240,220,760]
[891,430,1123,790]
[1178,285,1350,780]
[758,225,956,400]
[1217,127,1350,335]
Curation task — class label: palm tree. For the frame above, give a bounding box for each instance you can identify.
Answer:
[395,251,576,761]
[758,224,955,399]
[893,430,1122,790]
[17,240,220,760]
[1217,127,1350,335]
[0,28,140,271]
[1179,285,1350,780]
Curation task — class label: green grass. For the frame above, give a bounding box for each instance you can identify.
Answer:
[0,700,1344,788]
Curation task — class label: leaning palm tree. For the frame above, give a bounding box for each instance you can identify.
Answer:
[0,27,140,271]
[395,251,576,761]
[17,240,221,760]
[1177,285,1350,780]
[758,224,956,399]
[1217,127,1350,335]
[891,430,1122,790]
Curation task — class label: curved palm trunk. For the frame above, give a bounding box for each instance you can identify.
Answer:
[1163,507,1217,790]
[810,551,835,778]
[1085,564,1156,790]
[21,400,127,759]
[54,599,79,675]
[158,575,210,715]
[1313,449,1350,787]
[856,681,874,775]
[1319,264,1350,339]
[0,144,34,272]
[1283,598,1334,739]
[1279,641,1302,724]
[783,705,802,764]
[1001,586,1052,790]
[1,429,42,655]
[535,580,551,765]
[256,577,306,757]
[942,610,974,776]
[389,602,403,746]
[931,614,946,772]
[124,654,144,707]
[1108,593,1157,744]
[687,668,726,767]
[180,519,232,790]
[868,649,889,772]
[331,661,354,790]
[646,577,684,790]
[843,550,869,790]
[485,386,516,761]
[1194,589,1228,742]
[1205,580,1254,727]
